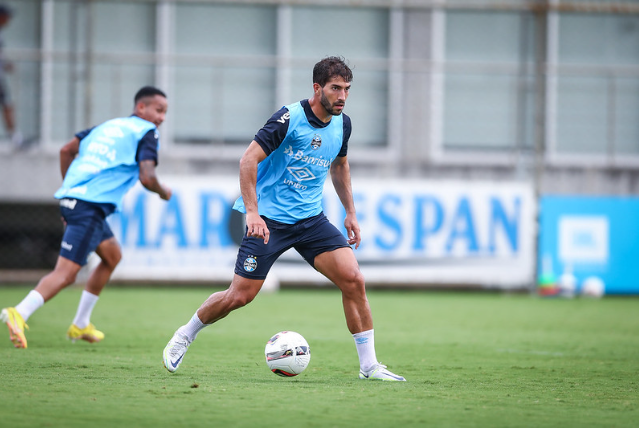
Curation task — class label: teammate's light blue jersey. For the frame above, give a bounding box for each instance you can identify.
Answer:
[54,116,157,210]
[234,101,345,224]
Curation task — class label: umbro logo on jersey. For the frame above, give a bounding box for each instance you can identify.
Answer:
[287,167,316,181]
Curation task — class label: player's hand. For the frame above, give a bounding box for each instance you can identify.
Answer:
[246,212,270,244]
[160,185,172,201]
[344,212,361,249]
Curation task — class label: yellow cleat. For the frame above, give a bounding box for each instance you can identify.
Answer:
[1,307,29,349]
[67,323,104,344]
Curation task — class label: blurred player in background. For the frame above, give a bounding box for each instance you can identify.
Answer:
[1,86,172,348]
[163,56,405,381]
[0,4,21,148]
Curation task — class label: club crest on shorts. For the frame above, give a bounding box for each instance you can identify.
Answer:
[311,134,322,150]
[244,256,257,272]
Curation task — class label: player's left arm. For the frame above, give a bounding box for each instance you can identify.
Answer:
[139,160,172,201]
[59,137,80,179]
[330,155,361,249]
[137,129,172,201]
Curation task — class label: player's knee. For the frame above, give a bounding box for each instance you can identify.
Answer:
[341,269,366,296]
[351,269,366,289]
[59,270,78,287]
[229,291,256,310]
[101,249,122,271]
[107,251,122,270]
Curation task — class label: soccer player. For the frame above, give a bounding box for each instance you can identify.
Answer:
[1,86,172,348]
[163,57,405,381]
[0,4,22,148]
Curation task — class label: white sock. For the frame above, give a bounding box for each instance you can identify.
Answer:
[15,290,45,322]
[72,290,100,329]
[177,312,207,343]
[12,130,23,146]
[353,329,378,373]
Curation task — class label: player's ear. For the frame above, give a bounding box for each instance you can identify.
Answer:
[134,100,146,115]
[312,82,322,94]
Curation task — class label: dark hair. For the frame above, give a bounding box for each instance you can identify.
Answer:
[0,4,13,17]
[134,86,166,104]
[313,56,353,87]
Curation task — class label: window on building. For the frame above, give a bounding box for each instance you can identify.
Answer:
[51,1,156,139]
[173,3,277,145]
[443,11,536,152]
[290,6,389,147]
[3,0,41,144]
[556,14,639,157]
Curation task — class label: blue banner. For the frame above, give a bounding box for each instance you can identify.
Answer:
[539,196,639,295]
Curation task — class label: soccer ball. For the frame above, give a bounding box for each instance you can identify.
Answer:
[581,276,605,298]
[265,331,311,377]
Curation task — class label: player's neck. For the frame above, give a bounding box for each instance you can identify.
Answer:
[307,96,332,123]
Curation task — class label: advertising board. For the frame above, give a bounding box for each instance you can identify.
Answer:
[539,196,639,295]
[108,177,535,288]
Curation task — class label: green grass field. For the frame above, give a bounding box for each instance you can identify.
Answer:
[0,286,637,427]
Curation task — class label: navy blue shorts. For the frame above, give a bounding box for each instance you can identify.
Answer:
[58,198,116,266]
[234,212,350,280]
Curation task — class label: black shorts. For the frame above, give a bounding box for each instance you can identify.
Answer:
[58,198,116,266]
[0,73,9,106]
[234,212,350,280]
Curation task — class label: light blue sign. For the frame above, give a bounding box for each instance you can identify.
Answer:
[539,196,639,295]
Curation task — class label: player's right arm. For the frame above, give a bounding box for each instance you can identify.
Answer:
[240,106,290,244]
[239,141,269,244]
[59,137,80,179]
[60,128,95,179]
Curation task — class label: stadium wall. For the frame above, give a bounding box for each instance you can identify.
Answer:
[1,1,639,291]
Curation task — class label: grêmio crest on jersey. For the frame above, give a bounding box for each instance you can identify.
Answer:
[311,134,322,150]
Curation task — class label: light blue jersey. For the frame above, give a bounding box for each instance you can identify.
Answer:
[234,101,345,224]
[54,116,157,210]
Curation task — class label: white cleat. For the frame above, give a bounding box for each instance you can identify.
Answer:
[163,332,191,373]
[359,363,406,381]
